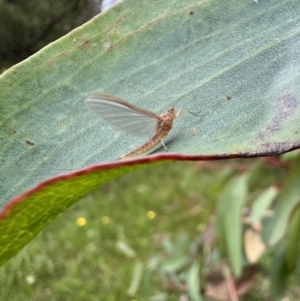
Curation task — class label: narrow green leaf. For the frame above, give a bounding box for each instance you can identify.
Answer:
[249,186,278,223]
[186,261,202,301]
[270,243,289,296]
[285,203,300,269]
[127,260,144,296]
[116,240,137,258]
[161,256,189,273]
[216,174,248,276]
[268,157,300,245]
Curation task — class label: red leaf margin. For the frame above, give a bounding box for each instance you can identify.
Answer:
[1,144,299,220]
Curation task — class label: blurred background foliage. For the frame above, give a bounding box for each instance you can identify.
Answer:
[0,0,101,72]
[1,1,300,300]
[1,157,300,301]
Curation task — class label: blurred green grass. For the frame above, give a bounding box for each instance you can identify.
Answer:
[0,161,222,300]
[0,160,287,300]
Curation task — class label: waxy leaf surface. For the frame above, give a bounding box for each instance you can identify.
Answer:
[1,0,300,265]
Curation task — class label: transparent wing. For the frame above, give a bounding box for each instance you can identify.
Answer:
[85,94,159,137]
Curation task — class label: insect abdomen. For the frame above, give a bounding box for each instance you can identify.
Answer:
[121,134,164,159]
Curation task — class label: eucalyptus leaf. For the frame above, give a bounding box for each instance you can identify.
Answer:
[1,0,300,267]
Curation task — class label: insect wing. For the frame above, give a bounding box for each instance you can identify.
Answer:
[85,94,159,137]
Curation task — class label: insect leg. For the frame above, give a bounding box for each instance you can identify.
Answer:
[160,139,168,151]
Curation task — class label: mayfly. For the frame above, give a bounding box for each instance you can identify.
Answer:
[84,93,185,159]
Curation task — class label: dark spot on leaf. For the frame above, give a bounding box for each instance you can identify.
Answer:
[226,95,232,100]
[189,11,194,15]
[25,140,35,146]
[77,40,90,50]
[258,91,298,140]
[13,131,16,134]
